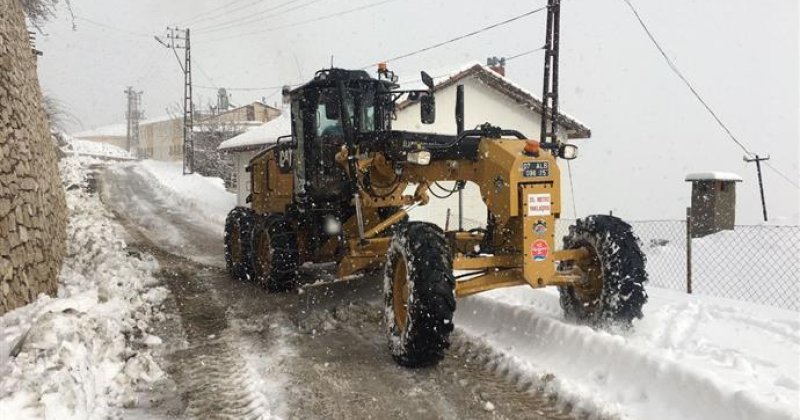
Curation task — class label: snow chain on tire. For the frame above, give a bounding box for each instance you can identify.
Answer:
[251,214,299,292]
[384,222,456,367]
[559,215,649,327]
[224,207,256,282]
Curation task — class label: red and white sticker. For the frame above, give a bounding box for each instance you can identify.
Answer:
[531,239,549,261]
[527,193,552,216]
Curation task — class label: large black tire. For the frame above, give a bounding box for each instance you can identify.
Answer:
[558,215,648,327]
[384,222,456,367]
[224,207,256,281]
[251,214,299,292]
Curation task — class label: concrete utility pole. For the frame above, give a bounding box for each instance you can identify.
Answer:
[156,27,194,174]
[124,87,144,156]
[744,154,770,222]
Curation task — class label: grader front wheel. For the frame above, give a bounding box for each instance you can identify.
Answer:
[251,214,299,292]
[384,222,456,368]
[559,215,649,327]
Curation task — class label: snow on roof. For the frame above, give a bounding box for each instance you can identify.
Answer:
[685,172,743,182]
[72,123,128,138]
[217,114,291,151]
[396,61,591,139]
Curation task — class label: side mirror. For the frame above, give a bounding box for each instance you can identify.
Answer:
[421,94,435,124]
[421,71,435,91]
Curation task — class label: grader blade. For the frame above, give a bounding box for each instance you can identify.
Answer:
[295,271,383,323]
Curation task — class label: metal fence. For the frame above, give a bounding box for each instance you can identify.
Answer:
[556,219,800,311]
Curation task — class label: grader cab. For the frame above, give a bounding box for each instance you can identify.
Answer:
[223,64,649,367]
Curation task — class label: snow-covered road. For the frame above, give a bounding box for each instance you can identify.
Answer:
[125,159,799,420]
[100,162,577,419]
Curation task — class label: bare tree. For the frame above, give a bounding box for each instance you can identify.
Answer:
[193,118,246,186]
[20,0,73,30]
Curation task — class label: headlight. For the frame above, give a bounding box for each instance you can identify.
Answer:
[559,143,578,160]
[407,150,431,165]
[323,216,342,235]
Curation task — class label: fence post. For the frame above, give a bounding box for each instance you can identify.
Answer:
[686,207,692,294]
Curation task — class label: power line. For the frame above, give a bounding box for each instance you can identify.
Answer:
[622,0,752,155]
[75,16,153,38]
[178,0,255,26]
[764,162,800,189]
[621,0,799,191]
[197,0,399,43]
[194,0,322,34]
[505,46,545,61]
[363,6,547,68]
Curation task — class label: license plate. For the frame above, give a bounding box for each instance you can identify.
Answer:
[522,161,549,177]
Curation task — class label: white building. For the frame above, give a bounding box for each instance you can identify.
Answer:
[394,61,590,141]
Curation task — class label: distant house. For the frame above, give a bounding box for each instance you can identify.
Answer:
[217,114,291,206]
[139,102,282,161]
[394,61,591,140]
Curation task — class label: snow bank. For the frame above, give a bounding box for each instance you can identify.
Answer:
[133,160,236,228]
[0,155,168,419]
[456,287,800,420]
[65,138,134,160]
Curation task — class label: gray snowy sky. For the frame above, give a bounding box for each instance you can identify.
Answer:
[35,0,799,223]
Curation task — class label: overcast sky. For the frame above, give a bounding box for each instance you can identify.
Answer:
[35,0,799,224]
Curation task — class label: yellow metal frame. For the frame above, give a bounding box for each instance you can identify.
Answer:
[251,136,594,298]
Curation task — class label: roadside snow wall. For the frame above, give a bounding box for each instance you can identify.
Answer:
[0,0,68,314]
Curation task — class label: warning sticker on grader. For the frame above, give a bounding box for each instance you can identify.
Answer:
[531,239,549,261]
[527,193,552,216]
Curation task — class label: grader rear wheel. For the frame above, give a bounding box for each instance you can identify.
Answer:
[384,222,456,368]
[559,215,649,327]
[224,207,255,281]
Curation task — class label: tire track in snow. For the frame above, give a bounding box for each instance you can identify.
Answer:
[151,253,283,420]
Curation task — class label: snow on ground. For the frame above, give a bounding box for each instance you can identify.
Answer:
[64,138,134,160]
[121,161,800,419]
[133,160,236,228]
[457,287,799,420]
[0,156,168,419]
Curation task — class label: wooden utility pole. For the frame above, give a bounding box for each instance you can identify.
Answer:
[744,154,770,222]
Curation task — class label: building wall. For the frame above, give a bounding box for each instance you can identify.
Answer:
[690,181,738,238]
[213,103,279,125]
[140,118,183,161]
[393,76,567,142]
[0,0,68,314]
[233,150,260,207]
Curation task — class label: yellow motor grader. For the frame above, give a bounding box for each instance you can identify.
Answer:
[224,2,647,368]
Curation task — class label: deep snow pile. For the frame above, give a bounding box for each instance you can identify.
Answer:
[135,160,236,228]
[0,155,168,419]
[457,287,800,420]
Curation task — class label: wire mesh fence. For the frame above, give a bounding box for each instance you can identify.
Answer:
[556,219,800,311]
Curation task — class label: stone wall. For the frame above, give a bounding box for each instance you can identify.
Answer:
[0,0,67,314]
